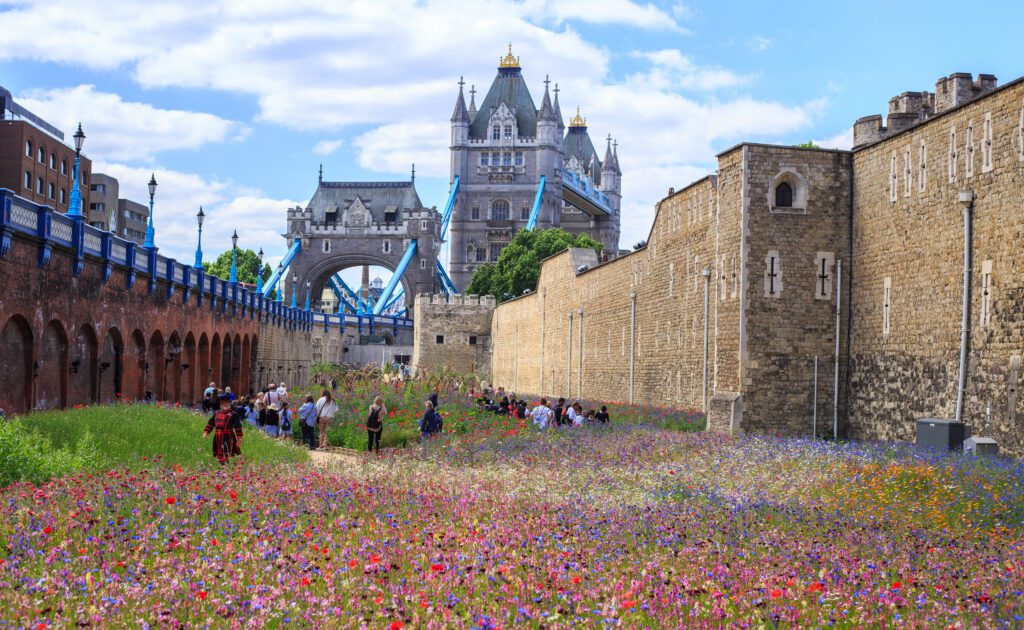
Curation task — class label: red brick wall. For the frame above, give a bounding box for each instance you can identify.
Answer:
[0,121,92,214]
[0,232,259,415]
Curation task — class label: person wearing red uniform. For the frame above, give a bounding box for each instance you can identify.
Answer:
[203,394,243,464]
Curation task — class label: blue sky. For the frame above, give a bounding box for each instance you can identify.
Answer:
[1,0,1021,284]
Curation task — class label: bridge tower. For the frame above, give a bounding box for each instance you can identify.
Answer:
[448,45,623,291]
[283,175,442,318]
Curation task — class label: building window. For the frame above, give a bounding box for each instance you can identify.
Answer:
[24,171,31,190]
[813,252,835,300]
[420,220,428,231]
[37,147,44,163]
[490,242,504,261]
[61,160,67,176]
[48,183,55,200]
[470,206,479,220]
[468,335,477,345]
[504,125,513,140]
[491,125,501,140]
[903,146,912,197]
[49,153,56,170]
[502,152,512,166]
[382,240,391,254]
[59,188,66,204]
[965,122,974,178]
[36,177,43,194]
[436,335,444,344]
[25,140,32,158]
[763,250,782,298]
[419,258,427,269]
[918,140,927,193]
[520,205,529,221]
[980,260,993,329]
[774,182,792,207]
[882,277,891,335]
[475,248,487,262]
[480,152,488,166]
[948,127,957,183]
[322,240,331,253]
[81,171,88,186]
[982,112,993,173]
[514,151,523,166]
[491,199,510,221]
[889,153,898,202]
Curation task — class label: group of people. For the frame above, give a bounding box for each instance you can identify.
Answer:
[475,388,610,429]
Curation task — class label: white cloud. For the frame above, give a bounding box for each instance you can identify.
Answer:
[748,36,773,52]
[18,85,247,163]
[539,0,686,31]
[671,3,695,20]
[352,123,449,178]
[312,139,344,156]
[631,49,753,91]
[813,128,854,150]
[95,162,302,265]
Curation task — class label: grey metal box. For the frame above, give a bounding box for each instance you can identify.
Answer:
[916,418,965,451]
[963,436,999,456]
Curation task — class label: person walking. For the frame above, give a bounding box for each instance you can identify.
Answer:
[419,400,442,439]
[365,396,386,453]
[530,398,553,429]
[428,387,439,410]
[279,401,293,438]
[315,390,339,449]
[203,394,243,465]
[298,395,318,449]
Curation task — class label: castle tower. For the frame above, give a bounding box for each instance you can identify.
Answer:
[448,45,622,290]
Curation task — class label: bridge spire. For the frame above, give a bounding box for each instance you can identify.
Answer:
[411,163,415,184]
[318,163,323,185]
[468,84,477,114]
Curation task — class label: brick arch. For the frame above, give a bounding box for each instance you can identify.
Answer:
[230,333,242,394]
[167,331,183,404]
[210,333,222,391]
[146,330,164,402]
[0,314,33,414]
[37,320,68,410]
[198,332,211,393]
[183,332,197,405]
[69,323,99,406]
[219,332,233,392]
[99,327,124,404]
[240,335,251,396]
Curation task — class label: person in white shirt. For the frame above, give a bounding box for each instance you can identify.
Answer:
[530,398,553,429]
[315,389,339,449]
[571,402,584,426]
[565,403,578,426]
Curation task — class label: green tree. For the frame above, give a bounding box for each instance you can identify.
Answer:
[204,248,272,286]
[795,140,821,149]
[466,228,602,302]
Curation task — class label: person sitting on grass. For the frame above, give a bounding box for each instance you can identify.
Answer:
[530,398,553,429]
[203,393,243,465]
[595,405,610,424]
[419,400,442,439]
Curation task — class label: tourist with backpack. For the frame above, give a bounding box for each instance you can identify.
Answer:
[315,389,339,449]
[298,395,318,449]
[366,395,386,453]
[279,401,293,438]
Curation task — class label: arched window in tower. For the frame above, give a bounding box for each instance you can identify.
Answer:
[492,125,501,141]
[25,140,32,158]
[774,182,793,208]
[491,199,510,221]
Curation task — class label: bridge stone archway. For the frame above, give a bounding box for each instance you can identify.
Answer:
[283,178,443,316]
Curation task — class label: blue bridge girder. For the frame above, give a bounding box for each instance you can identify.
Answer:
[373,239,417,315]
[261,239,302,297]
[560,169,611,217]
[326,276,361,313]
[435,259,458,296]
[525,175,546,231]
[439,175,459,242]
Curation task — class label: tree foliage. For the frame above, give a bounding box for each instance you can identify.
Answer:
[466,228,602,302]
[204,248,272,286]
[795,140,821,149]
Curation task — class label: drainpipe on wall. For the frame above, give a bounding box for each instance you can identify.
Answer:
[955,190,974,423]
[629,292,636,404]
[702,268,711,413]
[567,312,574,397]
[577,308,584,400]
[833,258,842,440]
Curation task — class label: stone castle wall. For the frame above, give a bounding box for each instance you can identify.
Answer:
[848,79,1024,452]
[413,293,495,379]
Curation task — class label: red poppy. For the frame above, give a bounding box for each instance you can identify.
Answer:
[165,497,176,505]
[390,622,404,630]
[770,589,783,599]
[370,554,381,564]
[197,591,208,600]
[809,582,824,593]
[571,576,581,584]
[430,563,444,572]
[374,595,383,604]
[892,581,902,589]
[42,526,52,535]
[348,559,358,569]
[301,577,311,586]
[620,600,636,610]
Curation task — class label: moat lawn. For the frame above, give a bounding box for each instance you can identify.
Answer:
[1,412,1022,628]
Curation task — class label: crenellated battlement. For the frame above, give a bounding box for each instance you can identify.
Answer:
[853,72,998,148]
[415,293,496,308]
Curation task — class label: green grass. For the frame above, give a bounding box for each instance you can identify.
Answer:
[1,404,308,486]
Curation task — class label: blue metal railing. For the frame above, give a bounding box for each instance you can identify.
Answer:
[561,169,611,212]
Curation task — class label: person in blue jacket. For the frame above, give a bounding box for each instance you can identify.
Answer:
[419,400,442,439]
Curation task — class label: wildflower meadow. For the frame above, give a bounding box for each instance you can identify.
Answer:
[1,382,1022,627]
